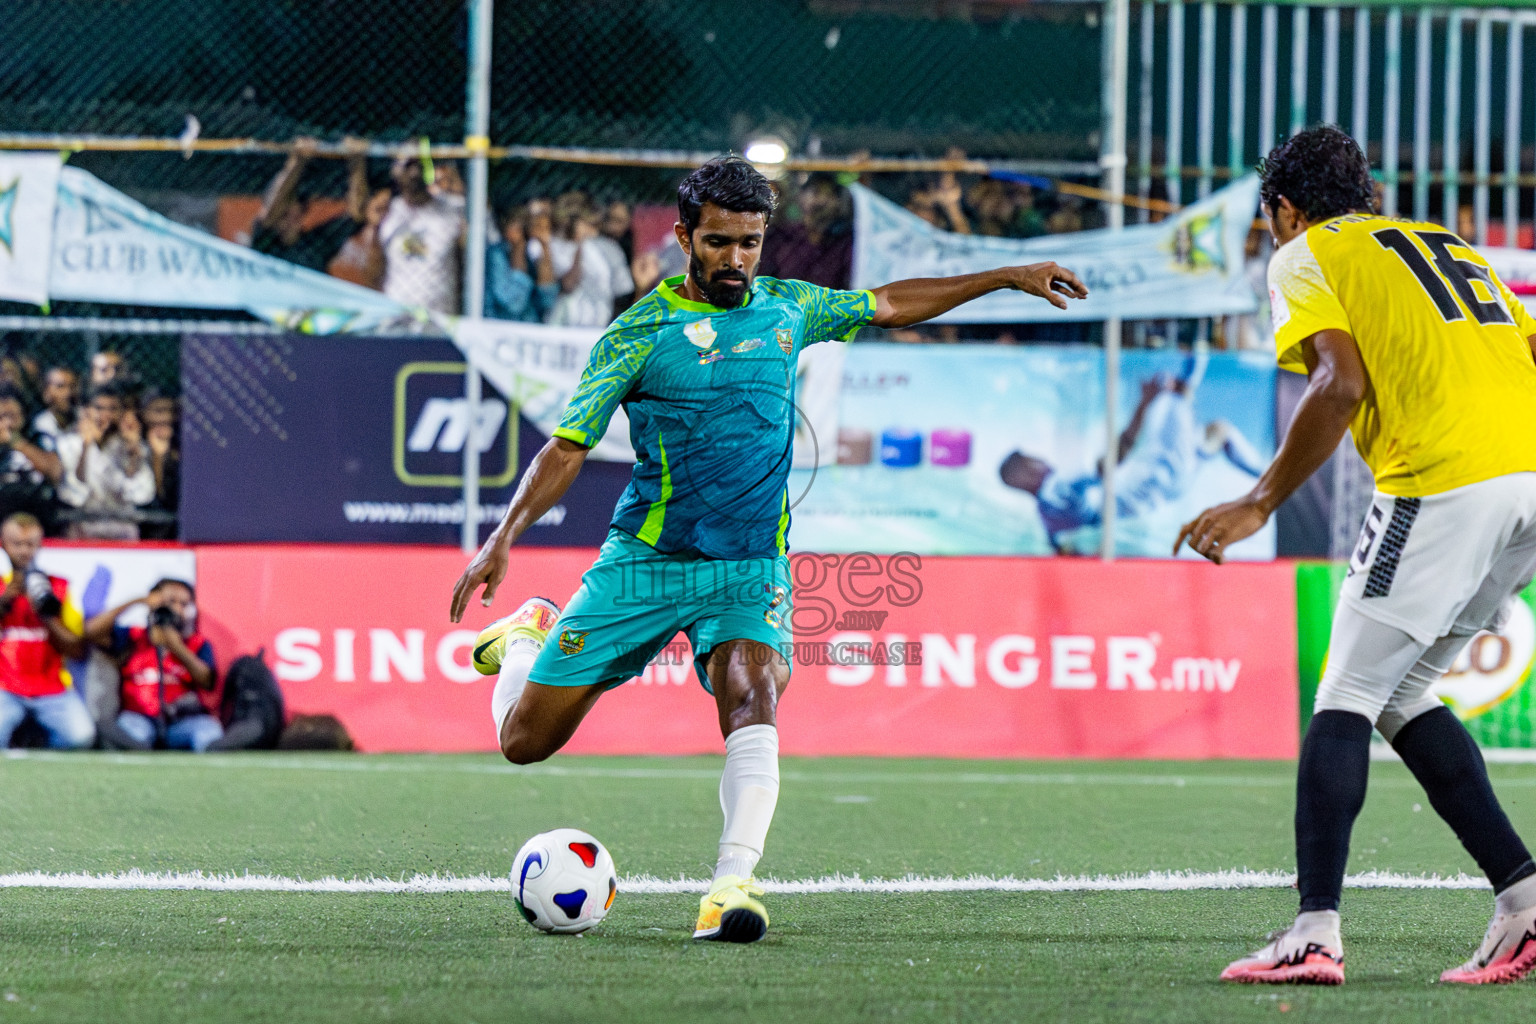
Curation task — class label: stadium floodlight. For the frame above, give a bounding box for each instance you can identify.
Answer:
[743,137,789,166]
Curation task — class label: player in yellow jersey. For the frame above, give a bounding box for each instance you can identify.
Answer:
[1178,126,1536,986]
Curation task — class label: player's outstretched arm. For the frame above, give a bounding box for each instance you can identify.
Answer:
[1175,328,1366,563]
[868,264,1088,328]
[449,437,590,622]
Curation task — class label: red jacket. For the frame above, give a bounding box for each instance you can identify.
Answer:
[0,574,79,698]
[115,626,217,718]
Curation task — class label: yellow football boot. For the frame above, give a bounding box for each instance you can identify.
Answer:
[472,597,561,675]
[693,875,769,943]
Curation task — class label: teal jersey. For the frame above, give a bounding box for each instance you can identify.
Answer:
[555,274,876,559]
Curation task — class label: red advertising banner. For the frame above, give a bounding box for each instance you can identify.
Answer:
[195,545,1298,759]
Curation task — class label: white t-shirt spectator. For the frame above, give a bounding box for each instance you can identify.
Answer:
[55,433,155,517]
[379,195,465,314]
[532,236,634,327]
[31,410,68,448]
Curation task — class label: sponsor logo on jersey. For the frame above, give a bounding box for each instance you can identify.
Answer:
[557,629,589,655]
[684,320,717,348]
[775,328,794,355]
[732,338,765,354]
[697,349,724,365]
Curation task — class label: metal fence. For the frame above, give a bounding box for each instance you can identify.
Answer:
[1135,1,1536,245]
[1122,1,1536,557]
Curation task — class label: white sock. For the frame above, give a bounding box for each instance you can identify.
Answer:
[713,724,780,885]
[490,640,540,737]
[1292,909,1342,947]
[1497,874,1536,916]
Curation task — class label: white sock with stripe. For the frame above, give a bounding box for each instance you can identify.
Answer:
[713,724,780,884]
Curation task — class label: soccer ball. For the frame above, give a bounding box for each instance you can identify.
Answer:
[511,828,618,934]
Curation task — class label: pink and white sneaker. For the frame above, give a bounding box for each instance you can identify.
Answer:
[1221,912,1345,985]
[1441,904,1536,984]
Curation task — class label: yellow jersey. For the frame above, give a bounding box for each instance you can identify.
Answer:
[1269,213,1536,497]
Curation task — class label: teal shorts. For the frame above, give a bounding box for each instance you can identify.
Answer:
[527,529,793,693]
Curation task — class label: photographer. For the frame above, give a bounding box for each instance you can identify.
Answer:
[85,578,220,752]
[0,512,93,749]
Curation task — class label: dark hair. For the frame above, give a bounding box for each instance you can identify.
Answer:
[1258,124,1377,223]
[677,157,777,236]
[0,383,22,405]
[493,202,524,232]
[87,380,129,404]
[150,577,195,599]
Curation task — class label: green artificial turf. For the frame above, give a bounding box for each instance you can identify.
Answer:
[5,752,1536,1022]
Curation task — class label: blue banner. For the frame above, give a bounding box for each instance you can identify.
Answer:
[179,334,630,545]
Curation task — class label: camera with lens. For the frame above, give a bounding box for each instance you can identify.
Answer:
[150,605,183,632]
[22,570,61,619]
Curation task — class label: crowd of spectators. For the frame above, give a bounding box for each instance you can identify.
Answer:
[239,138,1270,349]
[0,351,180,541]
[249,138,670,327]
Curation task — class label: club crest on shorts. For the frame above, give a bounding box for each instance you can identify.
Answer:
[684,319,717,348]
[557,629,588,655]
[775,328,794,355]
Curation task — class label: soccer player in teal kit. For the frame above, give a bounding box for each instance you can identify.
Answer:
[450,157,1087,941]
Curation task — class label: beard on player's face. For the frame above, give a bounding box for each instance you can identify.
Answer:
[689,250,751,308]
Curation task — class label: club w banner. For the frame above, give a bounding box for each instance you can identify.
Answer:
[851,176,1263,323]
[49,166,402,332]
[0,153,61,306]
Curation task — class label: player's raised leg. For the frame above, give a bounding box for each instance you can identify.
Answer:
[692,638,789,943]
[475,597,561,731]
[474,595,597,763]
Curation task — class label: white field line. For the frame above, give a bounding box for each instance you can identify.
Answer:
[0,750,1292,788]
[0,869,1493,895]
[13,749,1536,786]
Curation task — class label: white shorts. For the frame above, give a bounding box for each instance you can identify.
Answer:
[1317,473,1536,738]
[1343,473,1536,647]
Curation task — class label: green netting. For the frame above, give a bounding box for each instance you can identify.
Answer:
[3,1,1102,162]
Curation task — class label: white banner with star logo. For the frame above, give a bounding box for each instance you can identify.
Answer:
[49,167,403,331]
[0,153,62,307]
[851,176,1262,323]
